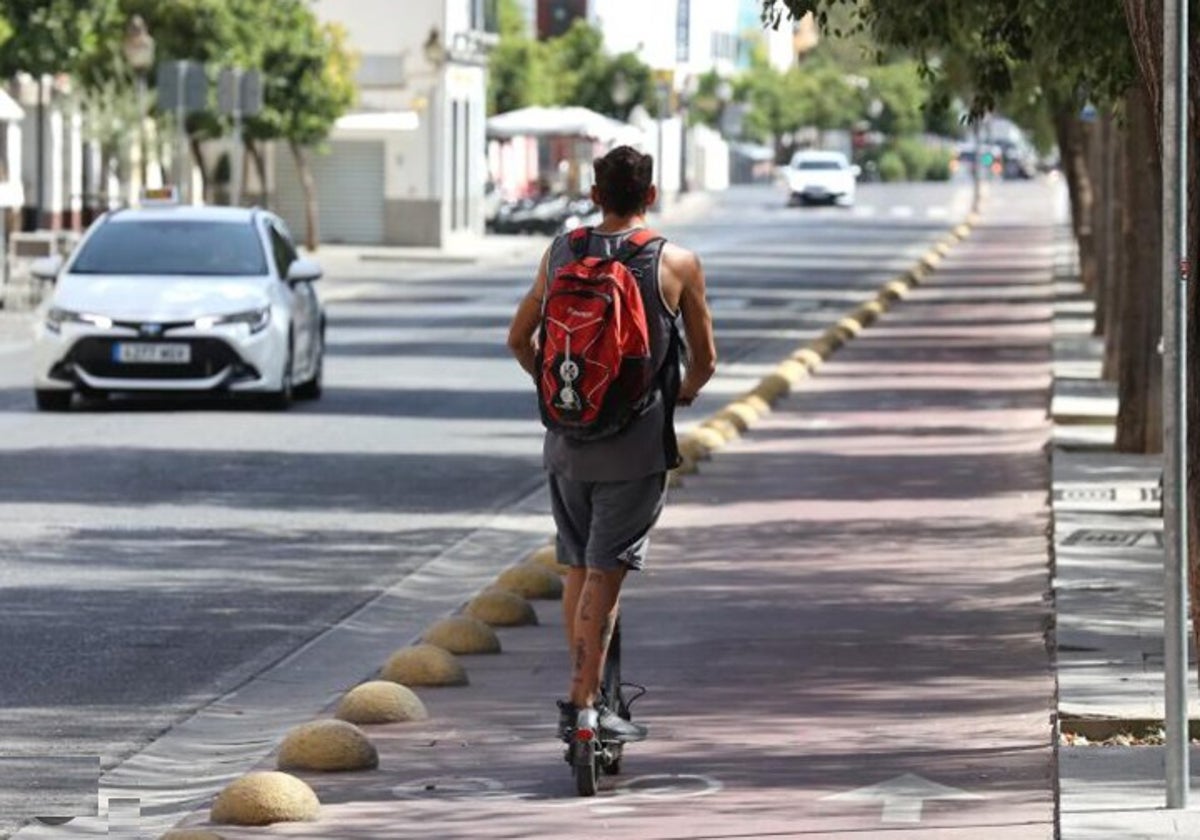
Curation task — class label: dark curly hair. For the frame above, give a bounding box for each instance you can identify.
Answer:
[593,146,654,217]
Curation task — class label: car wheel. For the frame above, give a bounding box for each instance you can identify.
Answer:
[35,389,72,412]
[294,326,324,401]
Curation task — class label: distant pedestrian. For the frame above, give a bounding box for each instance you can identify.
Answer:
[506,145,717,740]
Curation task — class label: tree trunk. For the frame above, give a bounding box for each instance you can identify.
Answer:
[189,135,210,203]
[290,140,319,251]
[246,139,268,208]
[1101,120,1126,380]
[1123,0,1165,150]
[1114,84,1164,454]
[1091,112,1111,336]
[1183,3,1200,683]
[1053,101,1098,293]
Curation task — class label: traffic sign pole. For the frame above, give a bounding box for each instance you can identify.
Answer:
[1162,0,1190,809]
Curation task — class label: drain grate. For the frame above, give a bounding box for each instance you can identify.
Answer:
[1061,529,1163,548]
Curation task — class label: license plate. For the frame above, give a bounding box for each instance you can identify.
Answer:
[112,342,192,364]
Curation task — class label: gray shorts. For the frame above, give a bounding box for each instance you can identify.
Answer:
[548,472,668,571]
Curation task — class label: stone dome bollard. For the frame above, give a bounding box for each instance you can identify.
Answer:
[422,616,501,654]
[210,772,319,826]
[276,719,379,772]
[381,643,468,687]
[465,589,538,627]
[336,680,428,725]
[527,543,570,575]
[496,562,564,599]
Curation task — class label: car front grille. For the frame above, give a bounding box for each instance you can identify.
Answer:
[68,337,242,381]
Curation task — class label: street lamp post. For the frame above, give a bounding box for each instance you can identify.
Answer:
[679,75,695,194]
[423,27,447,210]
[122,15,156,192]
[654,80,669,212]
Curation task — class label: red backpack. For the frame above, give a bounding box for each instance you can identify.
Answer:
[537,227,663,440]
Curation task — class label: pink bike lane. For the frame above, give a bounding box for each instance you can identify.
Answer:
[191,182,1057,839]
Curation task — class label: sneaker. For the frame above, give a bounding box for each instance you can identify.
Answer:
[596,703,647,742]
[556,699,577,741]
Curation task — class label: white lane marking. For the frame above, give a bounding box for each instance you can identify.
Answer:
[823,773,983,824]
[927,206,949,218]
[889,206,915,218]
[852,205,878,217]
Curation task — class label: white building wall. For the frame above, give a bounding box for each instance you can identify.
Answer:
[309,0,488,246]
[589,0,677,70]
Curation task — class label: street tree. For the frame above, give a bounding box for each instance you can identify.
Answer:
[768,0,1200,681]
[243,7,357,249]
[0,0,119,79]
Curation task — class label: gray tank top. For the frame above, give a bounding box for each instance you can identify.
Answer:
[543,227,676,482]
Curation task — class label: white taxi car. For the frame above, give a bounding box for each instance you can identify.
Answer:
[32,202,325,411]
[785,150,860,207]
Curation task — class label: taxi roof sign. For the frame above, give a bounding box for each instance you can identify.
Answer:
[140,187,180,206]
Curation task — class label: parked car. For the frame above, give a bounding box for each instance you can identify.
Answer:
[490,194,600,236]
[31,199,324,411]
[785,150,860,207]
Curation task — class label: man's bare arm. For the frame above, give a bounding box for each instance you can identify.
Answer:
[506,249,550,376]
[672,250,716,406]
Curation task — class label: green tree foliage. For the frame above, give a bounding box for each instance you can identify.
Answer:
[242,5,358,248]
[487,11,653,118]
[0,0,120,79]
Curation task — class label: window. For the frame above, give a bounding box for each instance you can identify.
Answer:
[268,223,298,278]
[71,220,268,276]
[471,0,498,33]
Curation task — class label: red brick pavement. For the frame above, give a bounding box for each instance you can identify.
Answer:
[189,185,1058,839]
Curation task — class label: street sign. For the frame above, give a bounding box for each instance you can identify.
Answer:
[156,61,207,114]
[217,68,263,117]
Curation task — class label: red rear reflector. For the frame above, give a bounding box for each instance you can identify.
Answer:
[575,728,595,742]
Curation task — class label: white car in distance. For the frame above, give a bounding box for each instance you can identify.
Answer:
[785,150,860,207]
[32,203,325,411]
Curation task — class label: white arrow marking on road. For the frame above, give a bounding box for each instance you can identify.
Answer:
[823,773,983,824]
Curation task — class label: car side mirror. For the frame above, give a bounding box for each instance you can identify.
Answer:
[850,164,862,179]
[286,258,322,284]
[30,255,63,282]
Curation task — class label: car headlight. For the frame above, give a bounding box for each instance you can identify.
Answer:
[194,306,271,334]
[45,308,114,334]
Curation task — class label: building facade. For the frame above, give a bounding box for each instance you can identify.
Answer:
[588,0,797,77]
[284,0,496,247]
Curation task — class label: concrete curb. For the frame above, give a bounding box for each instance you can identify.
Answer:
[670,207,982,472]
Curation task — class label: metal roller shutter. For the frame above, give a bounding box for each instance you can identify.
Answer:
[276,140,386,246]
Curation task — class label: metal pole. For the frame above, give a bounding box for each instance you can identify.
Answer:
[136,73,147,185]
[176,61,187,204]
[36,75,45,228]
[231,70,243,207]
[1162,0,1190,810]
[971,119,981,212]
[655,85,665,212]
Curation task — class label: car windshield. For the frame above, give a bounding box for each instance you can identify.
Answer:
[70,220,268,276]
[795,160,843,171]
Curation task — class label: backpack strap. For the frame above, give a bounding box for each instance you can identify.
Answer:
[613,228,665,264]
[566,226,592,259]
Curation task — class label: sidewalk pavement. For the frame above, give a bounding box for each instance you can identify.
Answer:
[1050,221,1200,835]
[147,182,1062,839]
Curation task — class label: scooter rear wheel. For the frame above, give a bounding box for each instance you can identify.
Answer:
[573,740,598,797]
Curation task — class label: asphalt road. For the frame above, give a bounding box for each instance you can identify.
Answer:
[0,180,969,835]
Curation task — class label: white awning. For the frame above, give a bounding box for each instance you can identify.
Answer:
[334,111,419,135]
[487,106,642,144]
